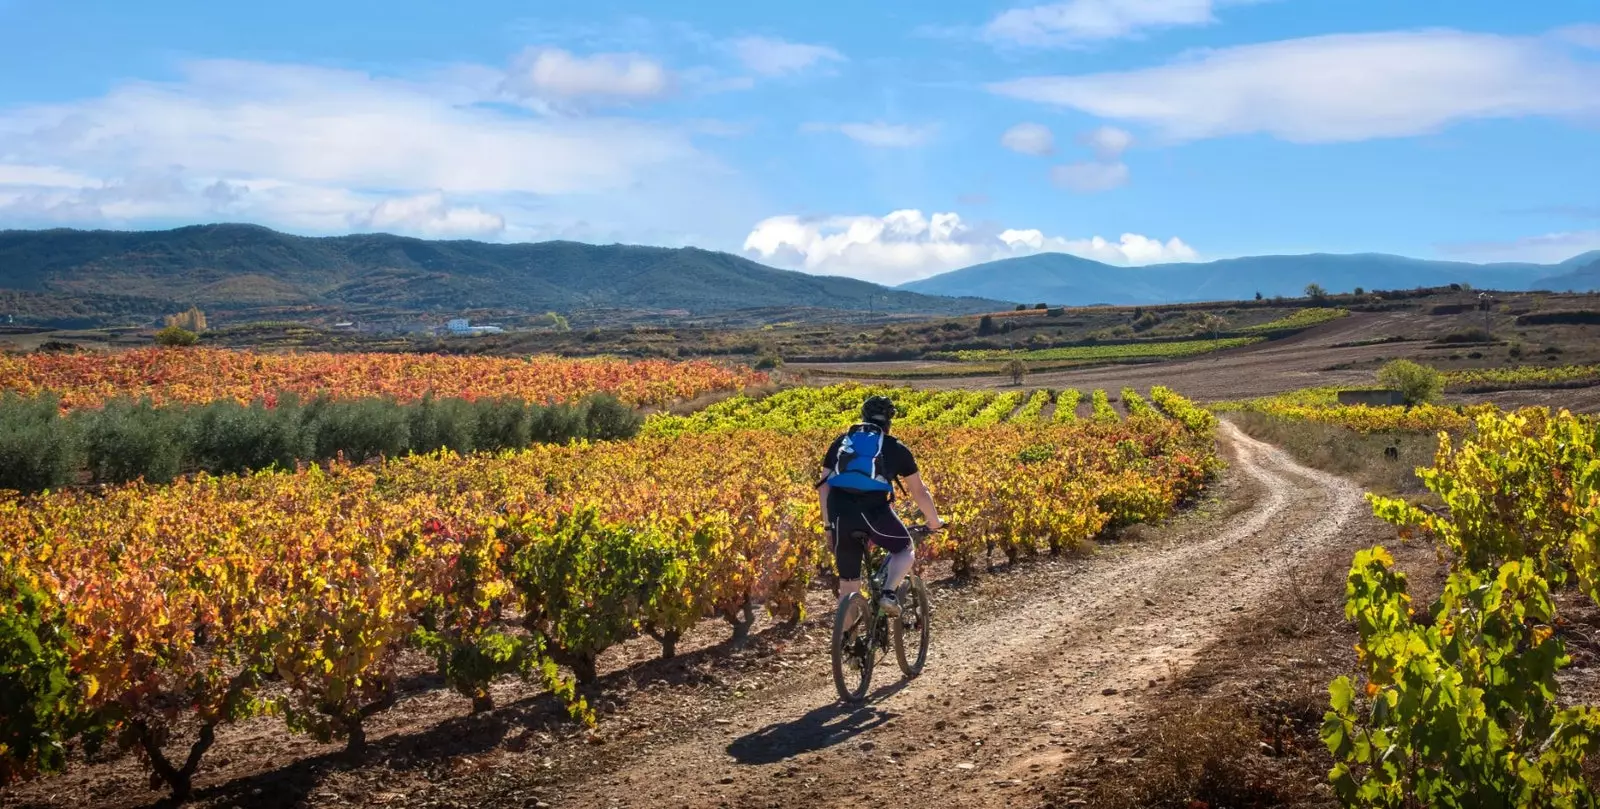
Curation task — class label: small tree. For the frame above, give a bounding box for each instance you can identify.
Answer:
[154,326,199,347]
[1353,287,1365,296]
[1305,283,1328,301]
[1376,359,1443,407]
[1254,291,1263,301]
[977,315,997,336]
[1015,304,1027,312]
[1034,303,1047,310]
[1005,359,1027,386]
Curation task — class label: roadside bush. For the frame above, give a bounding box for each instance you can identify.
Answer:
[1375,359,1444,407]
[79,398,185,484]
[1432,328,1496,344]
[0,393,78,492]
[529,401,585,445]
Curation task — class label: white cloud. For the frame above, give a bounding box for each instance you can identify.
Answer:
[1079,125,1133,159]
[502,48,672,104]
[985,0,1218,47]
[743,209,1194,284]
[729,36,845,77]
[1000,122,1055,155]
[1051,160,1130,192]
[989,29,1600,142]
[352,192,506,237]
[803,121,937,148]
[1555,24,1600,50]
[0,60,731,239]
[1438,230,1600,265]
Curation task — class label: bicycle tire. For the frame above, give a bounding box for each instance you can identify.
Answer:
[894,575,931,676]
[832,593,874,702]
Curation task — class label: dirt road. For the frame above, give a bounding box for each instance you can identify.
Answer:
[538,422,1372,809]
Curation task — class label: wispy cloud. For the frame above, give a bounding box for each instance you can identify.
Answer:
[1000,122,1056,156]
[802,121,938,148]
[502,48,673,107]
[1051,160,1129,192]
[728,36,845,77]
[984,0,1221,47]
[990,29,1600,142]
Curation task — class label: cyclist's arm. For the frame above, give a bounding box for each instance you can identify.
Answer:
[902,472,943,530]
[817,467,832,528]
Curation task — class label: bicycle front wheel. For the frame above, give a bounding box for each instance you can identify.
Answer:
[894,576,931,677]
[832,593,874,702]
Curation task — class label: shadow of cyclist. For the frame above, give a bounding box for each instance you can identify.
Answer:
[726,681,909,765]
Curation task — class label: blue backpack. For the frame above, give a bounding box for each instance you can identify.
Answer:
[829,424,893,493]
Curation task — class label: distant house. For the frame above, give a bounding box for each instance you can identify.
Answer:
[445,318,504,337]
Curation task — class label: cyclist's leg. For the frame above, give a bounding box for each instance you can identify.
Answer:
[864,507,914,592]
[831,513,867,605]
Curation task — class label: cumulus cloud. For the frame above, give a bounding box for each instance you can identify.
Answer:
[743,209,1194,284]
[729,36,845,77]
[1079,125,1133,159]
[989,29,1600,142]
[1000,122,1055,155]
[1437,230,1600,265]
[0,59,725,238]
[351,192,506,237]
[1555,24,1600,50]
[985,0,1220,47]
[1051,160,1129,192]
[802,121,937,148]
[502,48,672,104]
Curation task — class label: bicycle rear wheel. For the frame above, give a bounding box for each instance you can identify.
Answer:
[894,576,931,676]
[832,593,874,702]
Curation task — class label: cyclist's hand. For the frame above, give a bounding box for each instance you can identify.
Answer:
[927,517,945,532]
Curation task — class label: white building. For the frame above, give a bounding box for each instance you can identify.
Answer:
[445,318,504,336]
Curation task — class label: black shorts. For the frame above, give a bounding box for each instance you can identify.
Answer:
[828,501,911,581]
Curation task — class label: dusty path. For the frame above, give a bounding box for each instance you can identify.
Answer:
[541,422,1370,809]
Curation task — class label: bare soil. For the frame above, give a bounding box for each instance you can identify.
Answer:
[0,423,1409,809]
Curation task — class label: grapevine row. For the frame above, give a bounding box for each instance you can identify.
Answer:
[1,395,1220,796]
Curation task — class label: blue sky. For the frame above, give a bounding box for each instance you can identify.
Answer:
[0,0,1596,284]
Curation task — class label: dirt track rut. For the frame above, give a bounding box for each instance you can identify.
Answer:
[545,422,1370,809]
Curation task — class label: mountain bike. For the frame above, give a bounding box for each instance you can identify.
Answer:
[831,524,934,703]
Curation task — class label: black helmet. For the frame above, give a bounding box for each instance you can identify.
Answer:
[862,395,896,428]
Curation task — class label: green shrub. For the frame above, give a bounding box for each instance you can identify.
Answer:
[184,398,313,474]
[0,570,85,784]
[473,398,533,452]
[581,394,642,442]
[305,397,411,462]
[407,394,478,455]
[1375,359,1444,407]
[0,394,79,493]
[153,326,199,347]
[78,398,185,484]
[529,402,585,445]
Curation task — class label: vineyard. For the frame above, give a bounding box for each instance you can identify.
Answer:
[1213,387,1496,433]
[642,384,1100,435]
[0,348,765,410]
[0,374,1219,800]
[931,336,1264,364]
[1326,406,1600,802]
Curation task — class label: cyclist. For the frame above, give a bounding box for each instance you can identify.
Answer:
[818,395,943,617]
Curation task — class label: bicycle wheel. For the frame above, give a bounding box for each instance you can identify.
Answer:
[832,593,875,702]
[894,576,931,677]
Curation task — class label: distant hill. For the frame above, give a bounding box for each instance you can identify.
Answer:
[0,224,1001,326]
[900,251,1591,306]
[1536,251,1600,291]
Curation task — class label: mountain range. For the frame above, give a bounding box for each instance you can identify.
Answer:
[1,224,1597,329]
[0,224,1000,327]
[900,250,1600,306]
